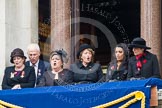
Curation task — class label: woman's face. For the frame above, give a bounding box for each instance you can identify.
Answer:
[81,49,93,64]
[132,47,144,56]
[115,47,125,61]
[13,56,25,68]
[50,55,63,71]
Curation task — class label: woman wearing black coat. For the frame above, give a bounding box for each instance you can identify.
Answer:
[127,37,161,80]
[70,44,103,84]
[106,43,129,82]
[2,48,36,90]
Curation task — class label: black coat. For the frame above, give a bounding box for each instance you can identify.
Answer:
[25,60,50,85]
[70,61,103,84]
[106,60,128,81]
[2,66,36,90]
[127,51,161,79]
[37,69,73,87]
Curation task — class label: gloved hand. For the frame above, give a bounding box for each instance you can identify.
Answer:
[129,77,145,81]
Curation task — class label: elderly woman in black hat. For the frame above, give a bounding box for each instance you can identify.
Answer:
[2,48,36,90]
[70,44,103,84]
[37,49,73,87]
[106,43,129,82]
[127,37,161,80]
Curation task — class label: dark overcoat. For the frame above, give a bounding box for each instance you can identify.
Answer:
[106,60,128,81]
[25,60,50,85]
[2,66,36,90]
[37,69,73,86]
[127,51,161,79]
[70,61,103,84]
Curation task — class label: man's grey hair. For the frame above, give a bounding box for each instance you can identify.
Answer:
[27,43,40,53]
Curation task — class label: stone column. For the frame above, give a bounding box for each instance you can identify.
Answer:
[0,0,7,87]
[51,0,71,66]
[71,0,80,63]
[5,0,38,63]
[141,0,162,76]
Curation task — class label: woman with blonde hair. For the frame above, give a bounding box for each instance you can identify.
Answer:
[70,44,103,84]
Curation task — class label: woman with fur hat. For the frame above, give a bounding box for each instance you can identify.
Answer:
[37,49,73,86]
[2,48,36,90]
[127,37,161,80]
[106,43,129,82]
[70,44,103,84]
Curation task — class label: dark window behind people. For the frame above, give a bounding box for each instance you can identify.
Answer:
[127,37,161,80]
[70,44,103,84]
[106,43,129,82]
[37,49,73,87]
[2,48,36,90]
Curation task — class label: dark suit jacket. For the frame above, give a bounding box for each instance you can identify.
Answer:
[70,61,103,84]
[106,60,128,81]
[2,66,36,90]
[25,60,50,85]
[127,51,161,79]
[37,69,73,87]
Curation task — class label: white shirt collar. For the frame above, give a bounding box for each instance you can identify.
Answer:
[30,60,39,68]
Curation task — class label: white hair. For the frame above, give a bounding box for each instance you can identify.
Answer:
[27,43,40,52]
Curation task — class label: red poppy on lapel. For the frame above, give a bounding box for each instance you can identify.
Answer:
[136,61,142,71]
[111,65,115,70]
[143,59,147,64]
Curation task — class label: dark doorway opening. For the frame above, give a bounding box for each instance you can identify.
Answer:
[79,0,140,66]
[38,0,51,61]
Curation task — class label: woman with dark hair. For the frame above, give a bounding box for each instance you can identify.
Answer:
[106,43,129,82]
[70,44,103,84]
[37,49,73,87]
[2,48,36,90]
[127,37,161,80]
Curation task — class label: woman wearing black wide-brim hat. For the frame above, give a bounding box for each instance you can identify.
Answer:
[127,37,161,80]
[70,43,103,84]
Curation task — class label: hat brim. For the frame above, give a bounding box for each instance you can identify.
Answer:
[128,44,151,49]
[10,55,27,63]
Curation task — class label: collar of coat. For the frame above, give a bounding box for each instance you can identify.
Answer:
[131,51,152,61]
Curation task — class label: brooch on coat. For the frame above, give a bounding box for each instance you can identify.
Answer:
[20,71,25,78]
[10,71,25,78]
[37,69,41,76]
[10,72,15,78]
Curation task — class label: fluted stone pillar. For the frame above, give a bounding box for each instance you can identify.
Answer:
[0,0,6,89]
[141,0,162,77]
[5,0,38,63]
[51,0,71,66]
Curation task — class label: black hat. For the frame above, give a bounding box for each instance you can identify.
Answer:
[10,48,26,63]
[77,44,94,58]
[128,37,151,49]
[50,49,69,64]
